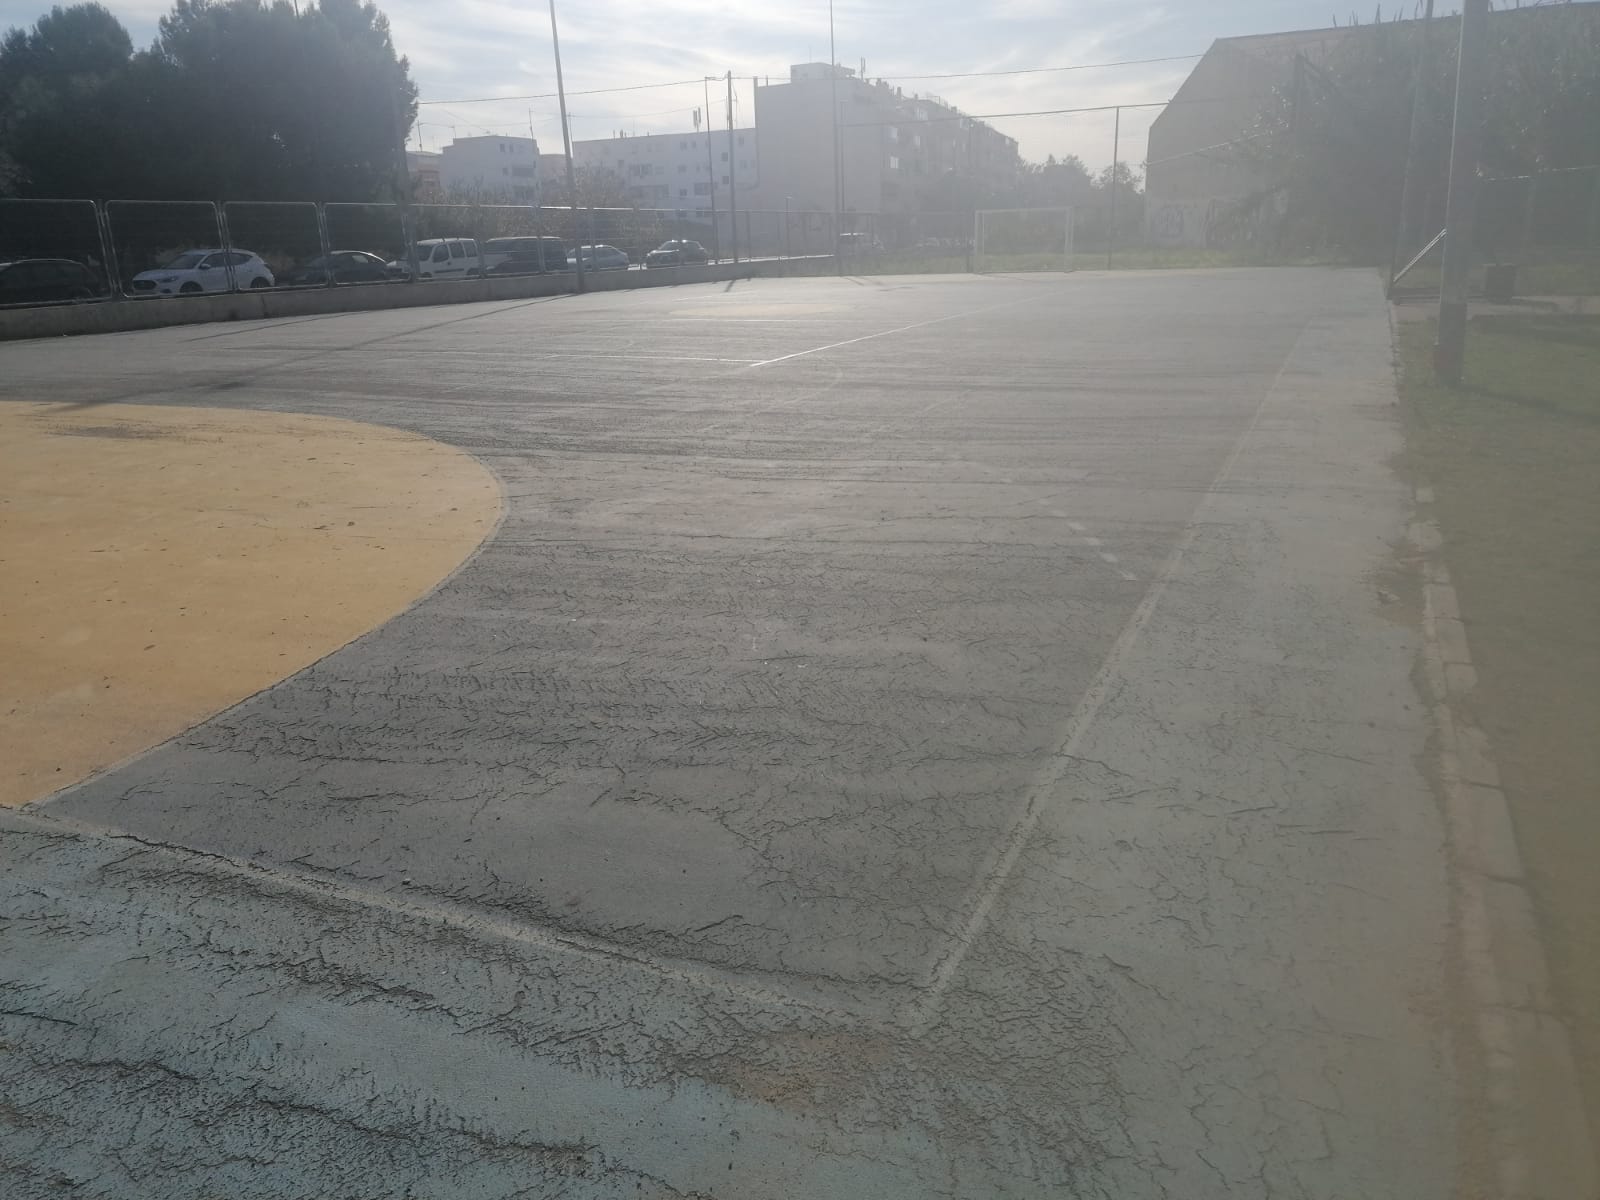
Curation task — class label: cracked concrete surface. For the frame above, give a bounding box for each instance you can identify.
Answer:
[2,270,1465,1197]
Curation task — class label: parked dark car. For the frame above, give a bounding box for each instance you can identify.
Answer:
[276,251,393,287]
[644,240,710,268]
[484,236,571,276]
[0,258,102,305]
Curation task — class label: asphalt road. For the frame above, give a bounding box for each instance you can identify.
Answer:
[1,270,1463,1198]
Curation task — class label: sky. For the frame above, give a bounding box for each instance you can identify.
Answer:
[0,0,1452,172]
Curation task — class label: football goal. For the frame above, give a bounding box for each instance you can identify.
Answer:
[973,207,1075,273]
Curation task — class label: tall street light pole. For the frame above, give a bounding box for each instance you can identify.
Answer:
[830,1,842,270]
[726,71,739,265]
[704,78,720,261]
[548,0,585,293]
[1435,0,1488,384]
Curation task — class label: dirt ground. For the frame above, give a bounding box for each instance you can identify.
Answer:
[1396,314,1600,1151]
[0,401,501,807]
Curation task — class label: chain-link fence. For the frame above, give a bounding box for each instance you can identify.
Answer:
[5,196,1128,306]
[0,197,854,306]
[1389,165,1600,297]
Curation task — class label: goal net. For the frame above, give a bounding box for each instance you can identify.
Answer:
[973,207,1075,273]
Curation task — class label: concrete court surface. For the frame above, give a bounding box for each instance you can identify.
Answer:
[0,269,1478,1197]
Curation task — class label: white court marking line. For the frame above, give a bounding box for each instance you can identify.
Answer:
[8,808,887,1027]
[742,293,1045,369]
[901,319,1315,1034]
[529,353,762,364]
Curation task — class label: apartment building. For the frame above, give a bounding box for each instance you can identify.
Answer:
[571,128,757,213]
[437,135,542,203]
[752,63,1021,222]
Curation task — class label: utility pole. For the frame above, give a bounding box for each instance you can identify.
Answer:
[703,81,719,261]
[727,71,739,265]
[1107,105,1121,270]
[829,0,842,272]
[1390,0,1435,293]
[390,86,422,283]
[1435,0,1489,385]
[547,0,585,293]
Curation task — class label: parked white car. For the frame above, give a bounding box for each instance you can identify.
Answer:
[385,238,485,281]
[130,249,273,296]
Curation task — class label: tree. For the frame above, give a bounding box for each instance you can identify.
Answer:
[0,4,138,197]
[1244,5,1600,260]
[0,0,417,201]
[151,0,418,201]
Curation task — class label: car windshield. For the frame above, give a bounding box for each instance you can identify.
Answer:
[162,252,207,270]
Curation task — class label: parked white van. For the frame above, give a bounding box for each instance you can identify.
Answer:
[386,238,484,281]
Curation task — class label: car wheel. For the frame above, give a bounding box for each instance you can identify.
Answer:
[249,277,270,290]
[179,282,202,294]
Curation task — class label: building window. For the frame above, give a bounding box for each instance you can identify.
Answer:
[737,135,745,146]
[679,188,688,197]
[693,182,710,195]
[888,155,900,170]
[678,164,687,173]
[500,143,507,153]
[720,151,728,162]
[721,174,728,185]
[887,126,898,143]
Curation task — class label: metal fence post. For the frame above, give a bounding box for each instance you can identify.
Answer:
[1520,175,1538,261]
[93,201,120,298]
[315,203,334,286]
[1589,167,1600,252]
[216,202,240,293]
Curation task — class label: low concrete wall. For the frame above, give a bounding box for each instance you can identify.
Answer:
[0,256,839,342]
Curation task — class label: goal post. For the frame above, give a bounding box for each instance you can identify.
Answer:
[973,207,1075,274]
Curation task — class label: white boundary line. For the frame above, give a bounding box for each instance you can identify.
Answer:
[898,318,1316,1033]
[4,807,890,1027]
[742,293,1043,369]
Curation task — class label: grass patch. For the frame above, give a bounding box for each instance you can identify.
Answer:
[1397,315,1600,1141]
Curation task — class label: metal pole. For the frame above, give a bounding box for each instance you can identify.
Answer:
[391,88,421,283]
[216,203,240,293]
[704,79,720,261]
[1435,0,1489,385]
[1588,167,1600,251]
[1520,174,1538,263]
[726,71,739,265]
[315,203,334,287]
[1390,0,1436,292]
[1107,106,1120,270]
[784,195,791,258]
[548,0,585,293]
[92,202,119,298]
[830,1,841,273]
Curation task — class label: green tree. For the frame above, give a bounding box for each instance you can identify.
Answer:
[1245,5,1600,260]
[151,0,418,200]
[0,4,138,196]
[0,0,417,201]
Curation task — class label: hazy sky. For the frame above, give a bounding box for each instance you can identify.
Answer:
[1,1,1450,170]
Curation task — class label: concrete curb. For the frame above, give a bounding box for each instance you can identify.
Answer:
[0,255,838,342]
[1411,492,1600,1200]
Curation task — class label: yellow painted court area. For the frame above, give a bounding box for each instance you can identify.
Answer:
[1,401,502,808]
